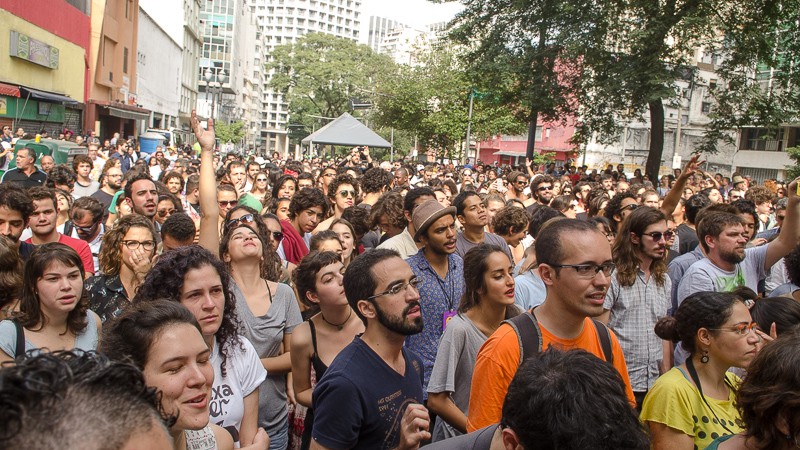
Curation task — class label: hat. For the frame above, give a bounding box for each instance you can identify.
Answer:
[732,175,746,185]
[412,199,456,241]
[416,164,425,172]
[254,156,267,165]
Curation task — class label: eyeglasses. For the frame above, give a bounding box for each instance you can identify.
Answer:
[367,277,421,300]
[218,200,237,208]
[709,322,758,337]
[339,190,355,198]
[620,203,639,212]
[515,180,528,186]
[157,208,175,218]
[538,185,553,191]
[323,172,336,178]
[641,231,674,242]
[272,231,284,242]
[550,262,616,279]
[122,240,156,251]
[227,213,255,228]
[256,178,268,182]
[73,220,100,233]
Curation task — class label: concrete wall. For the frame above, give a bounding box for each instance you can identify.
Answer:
[139,0,183,45]
[136,7,181,125]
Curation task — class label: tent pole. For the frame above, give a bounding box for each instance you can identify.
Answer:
[390,127,394,162]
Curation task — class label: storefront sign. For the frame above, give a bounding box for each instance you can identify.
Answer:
[10,31,60,69]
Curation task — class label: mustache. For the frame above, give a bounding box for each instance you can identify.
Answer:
[403,302,421,315]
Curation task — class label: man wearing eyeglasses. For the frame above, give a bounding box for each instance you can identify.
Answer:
[525,175,555,215]
[1,147,47,189]
[504,171,529,204]
[598,207,672,411]
[311,249,430,450]
[24,187,94,274]
[467,219,635,432]
[603,191,639,234]
[69,196,105,274]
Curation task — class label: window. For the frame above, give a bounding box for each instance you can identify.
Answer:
[123,47,128,73]
[701,102,711,113]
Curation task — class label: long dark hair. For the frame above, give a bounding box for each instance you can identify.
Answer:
[133,246,241,376]
[458,244,520,319]
[222,205,281,282]
[655,291,741,354]
[612,206,668,287]
[16,243,88,334]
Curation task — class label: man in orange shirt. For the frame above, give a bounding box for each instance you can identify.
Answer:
[467,219,635,431]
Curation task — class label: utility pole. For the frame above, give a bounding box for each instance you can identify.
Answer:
[463,88,474,166]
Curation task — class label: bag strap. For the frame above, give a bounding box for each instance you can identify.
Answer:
[12,319,24,360]
[591,319,614,364]
[63,220,74,237]
[502,310,542,364]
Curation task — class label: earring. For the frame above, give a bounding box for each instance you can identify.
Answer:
[700,349,709,364]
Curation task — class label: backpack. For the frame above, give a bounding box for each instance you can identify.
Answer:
[503,310,613,365]
[63,220,75,237]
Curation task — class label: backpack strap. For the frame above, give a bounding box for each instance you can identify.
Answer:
[502,310,542,365]
[12,319,25,360]
[63,220,74,237]
[591,319,614,364]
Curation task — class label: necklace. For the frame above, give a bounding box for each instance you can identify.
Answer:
[321,308,352,331]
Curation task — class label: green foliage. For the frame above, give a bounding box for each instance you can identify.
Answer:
[215,121,246,144]
[267,33,397,132]
[787,147,800,180]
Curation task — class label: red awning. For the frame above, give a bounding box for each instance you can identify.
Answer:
[0,82,20,98]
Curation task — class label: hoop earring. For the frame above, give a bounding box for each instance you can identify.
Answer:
[700,350,709,364]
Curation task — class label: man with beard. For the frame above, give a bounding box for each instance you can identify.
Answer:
[123,172,160,239]
[453,191,513,263]
[467,219,634,431]
[0,184,35,260]
[311,249,430,450]
[91,165,123,219]
[598,207,672,411]
[504,171,529,204]
[676,182,800,301]
[24,187,94,274]
[525,175,555,215]
[405,200,464,405]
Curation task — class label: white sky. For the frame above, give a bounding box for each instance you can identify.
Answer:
[359,0,463,30]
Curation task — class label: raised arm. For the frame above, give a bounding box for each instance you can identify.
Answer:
[660,153,701,218]
[192,110,221,256]
[765,177,800,270]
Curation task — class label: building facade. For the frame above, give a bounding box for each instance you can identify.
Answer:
[136,7,182,131]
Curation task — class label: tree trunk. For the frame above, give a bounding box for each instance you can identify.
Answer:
[646,99,665,182]
[525,109,540,161]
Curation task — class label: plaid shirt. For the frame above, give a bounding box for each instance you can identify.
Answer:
[604,269,671,392]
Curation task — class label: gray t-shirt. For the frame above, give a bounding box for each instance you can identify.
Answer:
[676,245,769,305]
[73,180,100,199]
[0,310,100,358]
[455,232,513,263]
[426,313,486,442]
[232,281,302,436]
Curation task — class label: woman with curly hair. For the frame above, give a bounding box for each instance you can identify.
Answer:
[427,244,520,441]
[642,291,763,450]
[133,245,267,449]
[0,236,23,318]
[220,222,302,449]
[706,330,800,449]
[491,206,529,264]
[85,214,156,322]
[0,243,101,362]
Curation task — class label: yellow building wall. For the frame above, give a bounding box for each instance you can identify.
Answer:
[0,9,85,101]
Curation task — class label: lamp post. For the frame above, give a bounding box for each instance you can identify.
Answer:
[203,68,227,120]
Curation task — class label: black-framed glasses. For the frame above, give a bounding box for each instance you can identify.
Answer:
[641,231,674,242]
[339,190,355,198]
[122,240,156,251]
[550,262,615,279]
[218,200,237,208]
[620,203,639,212]
[272,231,284,242]
[227,213,255,228]
[367,278,421,300]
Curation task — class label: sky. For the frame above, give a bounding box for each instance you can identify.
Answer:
[359,0,463,29]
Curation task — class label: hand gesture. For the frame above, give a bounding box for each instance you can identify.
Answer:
[681,153,704,179]
[191,109,216,151]
[129,245,153,279]
[396,403,430,450]
[787,176,800,199]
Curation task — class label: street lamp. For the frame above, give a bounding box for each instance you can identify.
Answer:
[203,68,227,120]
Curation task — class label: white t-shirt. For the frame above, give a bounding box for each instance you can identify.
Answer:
[209,335,267,447]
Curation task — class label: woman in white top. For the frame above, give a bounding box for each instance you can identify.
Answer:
[0,243,101,363]
[103,300,235,450]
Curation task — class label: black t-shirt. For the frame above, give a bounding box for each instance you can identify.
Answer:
[676,223,699,255]
[1,168,47,189]
[312,338,424,450]
[90,189,115,219]
[424,425,498,450]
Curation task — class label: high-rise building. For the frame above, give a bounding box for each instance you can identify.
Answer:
[365,16,405,53]
[251,0,362,155]
[181,0,202,130]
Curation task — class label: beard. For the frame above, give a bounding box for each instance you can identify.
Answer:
[372,300,423,336]
[720,247,746,265]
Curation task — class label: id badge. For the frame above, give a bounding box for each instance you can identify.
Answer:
[442,310,457,331]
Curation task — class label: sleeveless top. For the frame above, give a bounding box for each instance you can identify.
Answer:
[184,425,218,450]
[308,320,329,379]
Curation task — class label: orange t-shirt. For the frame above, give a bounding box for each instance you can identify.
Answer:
[466,317,636,432]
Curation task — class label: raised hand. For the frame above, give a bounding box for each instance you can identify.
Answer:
[191,109,216,151]
[681,153,704,179]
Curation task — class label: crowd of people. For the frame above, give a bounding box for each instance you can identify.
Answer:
[0,113,800,450]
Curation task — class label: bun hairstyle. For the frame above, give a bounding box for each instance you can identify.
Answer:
[655,291,741,354]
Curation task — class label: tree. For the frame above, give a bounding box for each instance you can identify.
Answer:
[214,121,246,144]
[267,33,397,133]
[373,44,526,161]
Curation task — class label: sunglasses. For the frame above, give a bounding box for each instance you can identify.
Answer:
[157,208,175,218]
[227,213,255,228]
[256,178,268,182]
[218,200,237,208]
[537,185,553,191]
[339,190,355,198]
[620,203,639,212]
[641,231,674,241]
[72,220,100,233]
[272,231,284,242]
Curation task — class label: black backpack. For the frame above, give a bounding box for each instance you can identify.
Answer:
[503,310,613,364]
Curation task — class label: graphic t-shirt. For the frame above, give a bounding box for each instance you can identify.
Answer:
[676,245,768,305]
[641,368,743,449]
[312,338,424,450]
